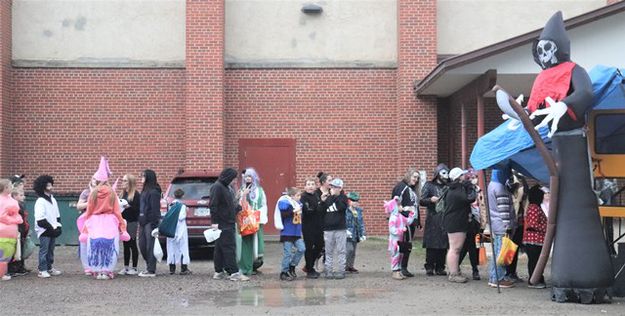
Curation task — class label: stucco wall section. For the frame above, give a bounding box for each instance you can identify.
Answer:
[225,0,397,68]
[438,0,606,55]
[12,0,185,68]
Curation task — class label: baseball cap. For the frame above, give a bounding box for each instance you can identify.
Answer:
[449,168,468,181]
[330,178,344,188]
[346,191,360,201]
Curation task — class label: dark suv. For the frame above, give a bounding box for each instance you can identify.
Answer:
[160,171,219,247]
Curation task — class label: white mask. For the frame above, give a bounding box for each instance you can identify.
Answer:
[439,170,449,180]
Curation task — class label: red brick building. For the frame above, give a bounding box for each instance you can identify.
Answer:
[0,0,620,235]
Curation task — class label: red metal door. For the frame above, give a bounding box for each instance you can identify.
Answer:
[239,139,296,235]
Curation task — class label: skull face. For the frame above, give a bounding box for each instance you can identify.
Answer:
[536,40,558,69]
[439,169,449,180]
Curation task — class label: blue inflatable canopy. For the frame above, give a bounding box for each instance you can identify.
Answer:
[470,65,625,184]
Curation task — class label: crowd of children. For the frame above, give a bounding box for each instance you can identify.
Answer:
[0,161,547,289]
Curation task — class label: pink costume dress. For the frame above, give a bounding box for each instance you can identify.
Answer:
[79,186,129,276]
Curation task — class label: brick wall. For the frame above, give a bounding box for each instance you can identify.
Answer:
[0,1,11,177]
[185,0,225,172]
[4,0,440,236]
[439,97,500,169]
[11,69,186,193]
[397,0,438,228]
[224,69,401,235]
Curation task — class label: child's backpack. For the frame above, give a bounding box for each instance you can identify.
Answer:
[159,201,182,238]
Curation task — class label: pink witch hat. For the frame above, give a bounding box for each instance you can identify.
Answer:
[93,156,112,182]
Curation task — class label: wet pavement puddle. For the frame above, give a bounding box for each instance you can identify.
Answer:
[202,283,379,307]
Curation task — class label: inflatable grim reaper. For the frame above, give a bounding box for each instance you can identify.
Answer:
[490,12,613,303]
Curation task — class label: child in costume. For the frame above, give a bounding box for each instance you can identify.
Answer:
[275,187,305,281]
[238,168,267,275]
[79,157,130,280]
[33,175,63,278]
[0,179,23,281]
[523,185,548,289]
[8,175,31,276]
[386,196,415,280]
[345,192,366,273]
[166,189,191,275]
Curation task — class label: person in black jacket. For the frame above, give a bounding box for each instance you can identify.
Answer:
[442,168,476,283]
[320,177,349,279]
[119,173,141,275]
[209,168,248,281]
[391,167,421,277]
[138,169,161,277]
[420,163,450,276]
[301,177,324,278]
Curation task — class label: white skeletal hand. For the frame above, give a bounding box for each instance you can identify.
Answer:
[530,96,568,138]
[502,94,524,130]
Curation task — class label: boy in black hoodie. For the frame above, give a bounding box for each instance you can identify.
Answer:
[301,177,324,278]
[209,168,248,281]
[320,178,349,279]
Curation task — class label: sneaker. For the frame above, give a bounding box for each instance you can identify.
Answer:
[213,271,227,280]
[346,267,359,274]
[435,269,447,276]
[425,268,434,276]
[180,269,193,276]
[401,269,414,277]
[118,268,128,275]
[126,268,138,275]
[507,274,524,283]
[280,272,294,281]
[48,269,62,276]
[323,271,334,279]
[306,270,320,279]
[288,266,297,278]
[392,271,406,280]
[528,282,547,289]
[14,269,29,276]
[229,272,250,282]
[333,273,345,280]
[138,271,156,278]
[96,273,111,280]
[488,280,515,288]
[1,275,11,281]
[472,270,481,281]
[38,271,51,278]
[448,273,468,283]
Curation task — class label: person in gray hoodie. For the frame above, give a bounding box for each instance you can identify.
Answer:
[487,167,515,288]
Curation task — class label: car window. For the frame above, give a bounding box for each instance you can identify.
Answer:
[168,178,217,200]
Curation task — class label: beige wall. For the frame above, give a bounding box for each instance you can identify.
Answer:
[438,0,606,55]
[12,0,185,68]
[225,0,397,68]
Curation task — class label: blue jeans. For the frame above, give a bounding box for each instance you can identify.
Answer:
[488,234,508,283]
[281,238,305,272]
[38,236,56,272]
